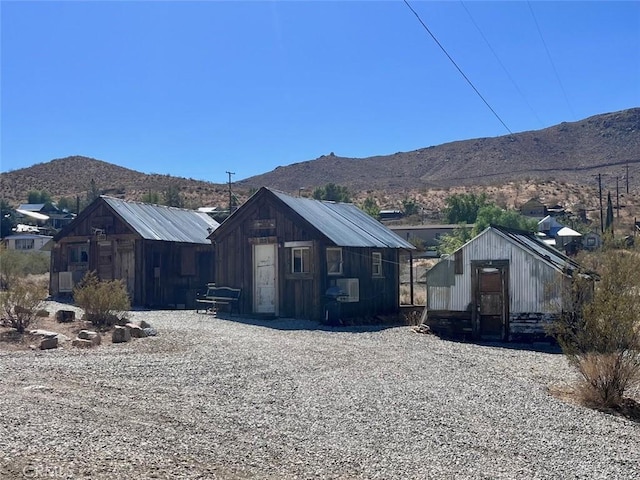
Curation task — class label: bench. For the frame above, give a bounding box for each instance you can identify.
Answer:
[196,284,242,315]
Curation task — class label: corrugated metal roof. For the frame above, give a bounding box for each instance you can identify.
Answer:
[271,190,415,249]
[18,203,46,211]
[102,196,219,244]
[490,225,582,274]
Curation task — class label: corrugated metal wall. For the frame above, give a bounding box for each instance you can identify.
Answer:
[428,229,562,314]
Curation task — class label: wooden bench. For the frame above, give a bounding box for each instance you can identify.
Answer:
[196,284,242,315]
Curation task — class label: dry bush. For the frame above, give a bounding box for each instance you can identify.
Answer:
[73,271,130,328]
[549,250,640,408]
[0,277,48,333]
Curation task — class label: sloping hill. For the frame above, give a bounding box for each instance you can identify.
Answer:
[237,108,640,192]
[1,108,639,216]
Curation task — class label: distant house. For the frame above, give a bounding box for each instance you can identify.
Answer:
[389,224,473,249]
[17,203,75,231]
[50,196,219,308]
[2,233,52,256]
[208,187,415,321]
[537,215,582,250]
[423,225,592,342]
[519,198,547,218]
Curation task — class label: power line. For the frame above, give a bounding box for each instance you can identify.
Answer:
[460,1,544,128]
[403,0,512,134]
[527,1,575,120]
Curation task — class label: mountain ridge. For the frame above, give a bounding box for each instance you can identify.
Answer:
[1,108,639,216]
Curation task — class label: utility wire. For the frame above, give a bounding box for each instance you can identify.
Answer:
[460,1,544,128]
[527,1,575,120]
[403,0,512,134]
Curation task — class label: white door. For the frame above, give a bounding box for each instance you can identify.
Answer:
[253,243,277,314]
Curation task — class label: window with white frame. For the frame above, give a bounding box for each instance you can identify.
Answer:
[15,239,35,250]
[372,252,382,276]
[326,247,343,275]
[292,247,311,273]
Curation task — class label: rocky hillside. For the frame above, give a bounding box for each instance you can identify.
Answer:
[1,108,638,226]
[237,108,640,192]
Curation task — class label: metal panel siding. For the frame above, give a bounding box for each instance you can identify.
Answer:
[103,197,219,244]
[428,228,568,314]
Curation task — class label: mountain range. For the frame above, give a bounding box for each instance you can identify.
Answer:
[1,108,639,218]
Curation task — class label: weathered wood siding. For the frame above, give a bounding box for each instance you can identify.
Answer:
[50,201,214,309]
[213,194,401,320]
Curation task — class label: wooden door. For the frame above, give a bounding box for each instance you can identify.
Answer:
[97,241,113,280]
[475,265,508,341]
[253,243,277,314]
[115,240,135,298]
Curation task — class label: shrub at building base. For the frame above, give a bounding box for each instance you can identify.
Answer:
[549,251,640,410]
[0,278,47,334]
[73,271,131,329]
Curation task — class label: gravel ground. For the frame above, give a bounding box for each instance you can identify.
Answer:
[1,302,639,479]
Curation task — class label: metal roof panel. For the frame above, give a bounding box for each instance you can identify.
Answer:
[271,190,415,249]
[102,197,219,244]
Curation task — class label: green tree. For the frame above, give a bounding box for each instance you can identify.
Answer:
[162,184,184,208]
[443,193,488,224]
[361,197,380,219]
[86,179,101,205]
[605,191,614,234]
[141,191,161,204]
[401,198,419,217]
[548,251,640,409]
[312,183,350,203]
[438,203,536,254]
[1,199,17,238]
[27,190,52,204]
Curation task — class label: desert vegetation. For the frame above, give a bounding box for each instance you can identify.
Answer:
[73,271,131,328]
[548,247,640,413]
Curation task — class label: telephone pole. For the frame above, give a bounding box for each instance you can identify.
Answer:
[598,173,604,233]
[226,171,235,215]
[616,176,620,218]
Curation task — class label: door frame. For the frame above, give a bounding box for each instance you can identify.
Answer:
[471,260,509,341]
[252,243,278,315]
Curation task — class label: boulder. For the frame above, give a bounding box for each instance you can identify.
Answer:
[30,329,70,343]
[139,320,152,329]
[55,310,76,323]
[142,327,158,337]
[72,338,94,348]
[112,325,131,343]
[39,336,58,350]
[125,323,147,338]
[78,330,102,345]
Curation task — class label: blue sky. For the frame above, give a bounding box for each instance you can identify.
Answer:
[2,1,639,184]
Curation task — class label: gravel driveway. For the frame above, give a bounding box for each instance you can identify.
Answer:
[1,302,638,479]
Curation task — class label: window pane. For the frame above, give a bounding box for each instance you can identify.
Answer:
[292,247,310,273]
[327,248,342,275]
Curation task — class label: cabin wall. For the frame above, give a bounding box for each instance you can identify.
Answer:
[50,201,214,309]
[213,195,402,320]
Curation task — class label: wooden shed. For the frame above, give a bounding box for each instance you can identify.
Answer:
[208,187,415,321]
[49,196,219,309]
[423,225,590,342]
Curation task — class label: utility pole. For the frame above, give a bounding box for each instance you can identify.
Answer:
[626,161,630,194]
[616,176,620,218]
[226,171,235,215]
[598,173,604,233]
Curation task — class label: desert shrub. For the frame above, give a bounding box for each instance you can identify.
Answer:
[548,251,640,408]
[0,246,50,289]
[73,271,130,328]
[0,277,47,333]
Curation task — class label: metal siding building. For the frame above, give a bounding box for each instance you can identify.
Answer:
[425,225,587,341]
